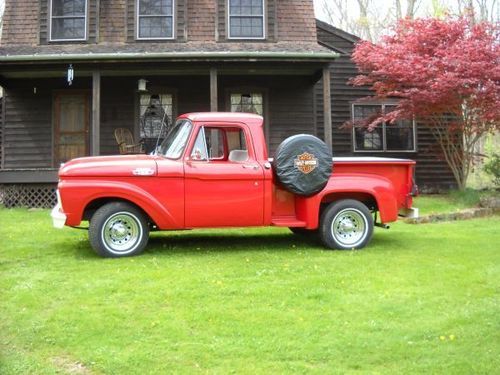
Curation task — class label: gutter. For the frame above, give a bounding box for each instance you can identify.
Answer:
[0,51,339,63]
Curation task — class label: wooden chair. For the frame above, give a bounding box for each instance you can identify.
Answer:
[114,128,145,154]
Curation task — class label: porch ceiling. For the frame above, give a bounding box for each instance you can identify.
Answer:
[0,62,329,79]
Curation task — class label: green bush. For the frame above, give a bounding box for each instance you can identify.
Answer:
[448,188,482,207]
[484,154,500,187]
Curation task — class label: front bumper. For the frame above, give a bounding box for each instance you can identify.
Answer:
[51,190,67,228]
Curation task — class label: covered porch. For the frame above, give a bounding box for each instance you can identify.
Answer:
[0,51,337,206]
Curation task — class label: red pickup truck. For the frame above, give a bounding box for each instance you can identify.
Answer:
[51,112,418,258]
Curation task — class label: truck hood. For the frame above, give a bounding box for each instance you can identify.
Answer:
[59,155,158,177]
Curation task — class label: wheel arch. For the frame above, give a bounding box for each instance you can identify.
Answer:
[83,197,156,227]
[301,174,399,229]
[60,179,180,228]
[320,191,378,212]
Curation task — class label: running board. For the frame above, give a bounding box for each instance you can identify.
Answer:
[271,217,307,227]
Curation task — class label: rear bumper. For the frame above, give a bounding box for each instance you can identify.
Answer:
[399,207,419,219]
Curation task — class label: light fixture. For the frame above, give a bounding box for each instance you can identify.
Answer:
[67,64,74,86]
[138,79,148,92]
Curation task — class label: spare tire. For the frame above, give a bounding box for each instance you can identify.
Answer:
[274,134,333,196]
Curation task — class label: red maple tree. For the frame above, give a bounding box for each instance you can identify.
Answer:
[350,17,500,190]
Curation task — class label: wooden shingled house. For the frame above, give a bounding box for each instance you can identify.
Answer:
[0,0,455,207]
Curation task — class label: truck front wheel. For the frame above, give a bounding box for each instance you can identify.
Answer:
[320,199,373,250]
[89,202,150,258]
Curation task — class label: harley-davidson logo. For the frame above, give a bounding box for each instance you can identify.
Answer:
[294,152,318,174]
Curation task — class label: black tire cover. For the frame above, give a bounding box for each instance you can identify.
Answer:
[274,134,333,196]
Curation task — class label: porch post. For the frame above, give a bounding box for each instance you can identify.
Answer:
[91,71,101,156]
[210,67,218,112]
[322,65,332,152]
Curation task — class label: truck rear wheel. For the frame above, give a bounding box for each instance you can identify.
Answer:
[319,199,373,250]
[89,202,149,258]
[274,134,333,196]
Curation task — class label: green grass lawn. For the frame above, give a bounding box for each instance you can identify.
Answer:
[1,207,499,374]
[413,189,497,215]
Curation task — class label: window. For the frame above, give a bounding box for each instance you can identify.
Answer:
[137,0,174,39]
[352,103,416,152]
[190,127,249,162]
[191,128,226,161]
[139,93,174,153]
[50,0,87,41]
[228,0,265,39]
[159,119,192,159]
[230,93,263,115]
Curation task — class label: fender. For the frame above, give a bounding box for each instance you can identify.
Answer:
[297,173,398,229]
[59,179,181,229]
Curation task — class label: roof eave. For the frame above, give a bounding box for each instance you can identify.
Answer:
[0,51,340,63]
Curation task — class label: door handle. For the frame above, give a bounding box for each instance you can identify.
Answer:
[242,164,258,170]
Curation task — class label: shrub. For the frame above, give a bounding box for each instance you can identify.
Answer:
[483,154,500,187]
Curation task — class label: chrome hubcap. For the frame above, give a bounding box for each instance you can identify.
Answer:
[102,213,142,254]
[331,208,367,247]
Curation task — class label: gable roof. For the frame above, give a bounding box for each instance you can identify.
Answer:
[315,19,362,44]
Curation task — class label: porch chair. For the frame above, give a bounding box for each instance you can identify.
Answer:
[114,128,145,154]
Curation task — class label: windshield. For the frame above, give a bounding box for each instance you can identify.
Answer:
[158,119,193,159]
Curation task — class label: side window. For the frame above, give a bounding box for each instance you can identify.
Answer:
[352,103,416,152]
[137,0,175,40]
[190,127,225,161]
[226,128,247,152]
[190,127,249,162]
[191,127,209,161]
[353,105,383,151]
[230,92,263,115]
[50,0,88,41]
[228,0,265,39]
[205,128,225,159]
[226,128,249,162]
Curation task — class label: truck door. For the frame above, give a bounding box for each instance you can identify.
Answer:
[184,124,265,227]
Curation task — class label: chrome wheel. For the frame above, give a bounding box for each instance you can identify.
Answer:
[101,212,143,255]
[331,208,368,247]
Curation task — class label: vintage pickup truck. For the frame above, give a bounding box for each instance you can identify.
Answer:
[52,112,418,257]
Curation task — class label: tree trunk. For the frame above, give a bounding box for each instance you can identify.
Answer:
[406,0,417,18]
[395,0,403,18]
[357,0,373,41]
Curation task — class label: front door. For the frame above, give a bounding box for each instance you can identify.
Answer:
[185,125,265,227]
[54,92,90,165]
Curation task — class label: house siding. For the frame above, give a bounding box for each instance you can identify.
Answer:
[1,0,317,46]
[277,0,317,42]
[0,97,3,168]
[99,0,127,43]
[187,0,216,41]
[1,0,39,45]
[3,84,53,168]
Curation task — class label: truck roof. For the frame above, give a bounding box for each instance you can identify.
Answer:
[178,112,263,126]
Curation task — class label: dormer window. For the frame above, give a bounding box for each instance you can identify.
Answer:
[137,0,175,40]
[228,0,265,39]
[50,0,88,41]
